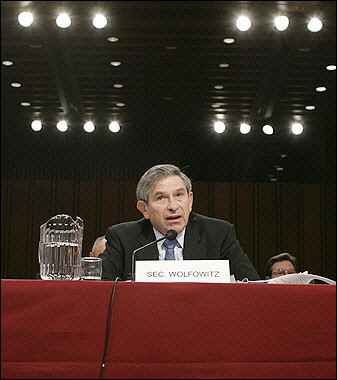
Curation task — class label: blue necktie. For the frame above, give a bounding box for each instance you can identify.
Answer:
[163,239,177,260]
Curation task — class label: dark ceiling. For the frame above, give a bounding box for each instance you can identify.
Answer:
[1,1,336,183]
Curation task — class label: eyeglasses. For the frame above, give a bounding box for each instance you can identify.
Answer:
[271,269,297,277]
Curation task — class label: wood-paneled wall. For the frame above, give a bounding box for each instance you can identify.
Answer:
[1,179,336,280]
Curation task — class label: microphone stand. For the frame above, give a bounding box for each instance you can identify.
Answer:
[130,229,178,281]
[131,237,166,281]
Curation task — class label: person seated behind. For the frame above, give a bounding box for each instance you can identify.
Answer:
[265,252,299,280]
[90,235,107,258]
[100,163,260,281]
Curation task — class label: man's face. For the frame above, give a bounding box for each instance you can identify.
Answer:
[137,175,193,235]
[270,260,296,279]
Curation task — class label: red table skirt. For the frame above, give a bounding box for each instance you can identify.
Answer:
[1,280,336,379]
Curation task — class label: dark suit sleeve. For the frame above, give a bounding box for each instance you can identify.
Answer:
[99,227,125,281]
[220,223,260,281]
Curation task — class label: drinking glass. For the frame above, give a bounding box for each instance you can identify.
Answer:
[81,257,102,281]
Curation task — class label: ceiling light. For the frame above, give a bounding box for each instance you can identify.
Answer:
[164,46,177,50]
[107,37,119,42]
[316,86,326,92]
[21,102,30,106]
[109,121,120,133]
[291,123,304,135]
[236,16,251,32]
[31,120,42,131]
[211,103,221,108]
[18,12,33,27]
[305,105,315,110]
[326,65,336,71]
[274,16,289,31]
[307,17,323,32]
[214,85,224,89]
[214,121,226,133]
[83,122,95,133]
[262,124,274,135]
[223,38,235,44]
[113,84,123,88]
[219,63,229,68]
[56,13,71,28]
[56,121,69,132]
[93,14,107,29]
[110,61,122,66]
[240,123,251,134]
[116,103,125,107]
[2,60,13,66]
[11,82,21,88]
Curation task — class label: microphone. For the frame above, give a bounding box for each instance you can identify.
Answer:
[130,229,178,281]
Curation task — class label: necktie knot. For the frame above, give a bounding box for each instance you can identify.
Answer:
[163,239,177,260]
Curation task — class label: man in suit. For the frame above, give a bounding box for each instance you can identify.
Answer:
[100,164,260,281]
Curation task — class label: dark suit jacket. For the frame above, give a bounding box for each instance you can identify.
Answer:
[99,212,260,281]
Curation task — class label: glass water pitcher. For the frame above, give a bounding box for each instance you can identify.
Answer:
[38,214,84,280]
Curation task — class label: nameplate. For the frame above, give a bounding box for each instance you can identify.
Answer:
[135,260,230,283]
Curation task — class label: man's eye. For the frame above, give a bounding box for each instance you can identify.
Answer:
[157,196,164,200]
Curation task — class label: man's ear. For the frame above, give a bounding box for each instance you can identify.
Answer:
[137,200,149,219]
[265,276,270,280]
[189,192,193,211]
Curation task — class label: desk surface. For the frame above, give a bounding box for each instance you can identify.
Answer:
[1,280,336,379]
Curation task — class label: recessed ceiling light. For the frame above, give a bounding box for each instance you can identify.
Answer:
[214,121,226,133]
[113,84,123,88]
[93,14,107,29]
[223,38,235,44]
[214,85,224,89]
[236,16,251,31]
[107,36,119,42]
[274,15,289,31]
[240,123,251,134]
[307,17,323,32]
[11,82,22,88]
[305,105,315,110]
[211,103,221,108]
[316,86,326,92]
[219,63,229,68]
[21,102,30,106]
[2,60,13,66]
[83,121,95,133]
[18,11,33,27]
[262,124,274,135]
[326,65,336,71]
[116,103,125,107]
[31,120,43,131]
[110,61,122,66]
[109,121,120,133]
[56,13,71,28]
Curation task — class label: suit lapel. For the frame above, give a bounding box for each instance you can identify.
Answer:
[137,225,159,260]
[182,220,206,260]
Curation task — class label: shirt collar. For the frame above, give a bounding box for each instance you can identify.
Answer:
[153,227,185,249]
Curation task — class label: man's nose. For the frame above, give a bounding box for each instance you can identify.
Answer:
[167,196,178,210]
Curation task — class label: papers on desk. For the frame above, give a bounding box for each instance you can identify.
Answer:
[238,271,336,284]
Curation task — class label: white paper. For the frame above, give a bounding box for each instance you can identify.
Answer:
[237,271,336,284]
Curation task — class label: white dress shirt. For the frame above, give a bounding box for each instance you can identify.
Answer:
[153,227,185,260]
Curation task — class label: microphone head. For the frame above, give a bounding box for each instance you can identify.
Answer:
[166,229,177,240]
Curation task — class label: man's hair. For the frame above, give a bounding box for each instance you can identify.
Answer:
[136,164,192,202]
[265,252,299,278]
